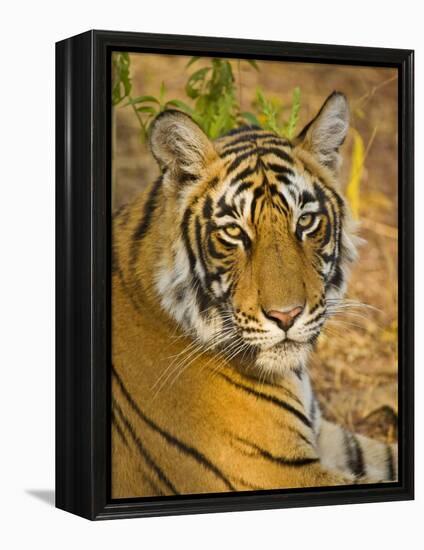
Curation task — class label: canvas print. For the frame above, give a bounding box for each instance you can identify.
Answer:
[111,52,398,499]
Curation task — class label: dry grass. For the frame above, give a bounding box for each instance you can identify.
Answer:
[113,54,398,445]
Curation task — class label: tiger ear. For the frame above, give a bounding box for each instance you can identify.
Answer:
[294,92,349,174]
[149,110,217,178]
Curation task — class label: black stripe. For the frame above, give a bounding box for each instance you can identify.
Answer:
[343,430,366,478]
[111,241,119,274]
[285,186,298,204]
[267,162,294,185]
[231,477,265,491]
[320,251,335,264]
[229,166,257,186]
[314,180,342,278]
[111,408,130,449]
[228,131,280,143]
[321,218,332,247]
[226,150,257,174]
[250,186,264,223]
[180,207,196,269]
[269,183,289,213]
[308,299,324,316]
[236,436,318,467]
[113,203,126,217]
[313,182,331,217]
[304,219,323,240]
[352,435,366,478]
[113,407,165,495]
[112,399,178,494]
[259,147,294,165]
[181,208,201,275]
[214,228,251,252]
[216,194,238,218]
[115,204,131,227]
[233,368,303,407]
[179,172,198,185]
[202,195,213,220]
[220,144,254,158]
[297,432,315,447]
[207,236,227,259]
[130,176,163,268]
[293,367,303,380]
[238,197,245,213]
[309,397,318,433]
[132,177,162,243]
[138,471,165,496]
[113,262,144,315]
[223,125,260,137]
[112,367,235,490]
[207,176,219,188]
[386,444,395,480]
[261,138,291,148]
[232,181,254,198]
[180,208,211,311]
[275,173,293,185]
[328,264,344,291]
[217,371,312,429]
[195,216,208,279]
[304,311,324,328]
[239,228,252,251]
[266,162,295,176]
[300,190,316,208]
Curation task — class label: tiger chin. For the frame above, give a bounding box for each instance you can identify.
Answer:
[112,92,397,499]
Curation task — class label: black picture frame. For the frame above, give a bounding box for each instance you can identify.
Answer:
[56,29,414,521]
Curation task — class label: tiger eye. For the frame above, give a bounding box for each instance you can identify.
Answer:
[297,213,315,228]
[223,224,242,238]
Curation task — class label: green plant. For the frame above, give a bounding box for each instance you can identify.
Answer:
[124,81,190,141]
[254,87,301,139]
[112,52,131,106]
[182,58,253,139]
[111,53,302,142]
[111,54,185,140]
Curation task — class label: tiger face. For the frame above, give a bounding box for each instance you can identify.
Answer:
[149,92,357,377]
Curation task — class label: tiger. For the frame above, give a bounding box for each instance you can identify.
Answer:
[112,91,398,498]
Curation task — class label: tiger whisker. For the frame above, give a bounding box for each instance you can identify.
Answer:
[168,334,243,389]
[151,330,238,397]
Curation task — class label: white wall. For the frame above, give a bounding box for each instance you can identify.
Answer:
[0,1,421,548]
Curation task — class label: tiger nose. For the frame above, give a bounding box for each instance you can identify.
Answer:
[266,306,304,331]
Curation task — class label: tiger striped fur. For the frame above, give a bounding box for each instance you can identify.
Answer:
[112,92,397,498]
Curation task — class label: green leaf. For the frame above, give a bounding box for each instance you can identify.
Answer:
[165,99,194,114]
[209,93,236,139]
[125,95,160,106]
[136,106,157,114]
[185,67,211,99]
[255,89,265,107]
[284,87,301,139]
[246,59,259,71]
[242,111,261,127]
[186,56,201,68]
[190,67,211,81]
[255,89,280,134]
[111,52,132,106]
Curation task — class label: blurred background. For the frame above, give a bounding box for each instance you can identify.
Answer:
[112,53,398,445]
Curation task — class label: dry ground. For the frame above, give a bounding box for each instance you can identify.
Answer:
[113,53,398,445]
